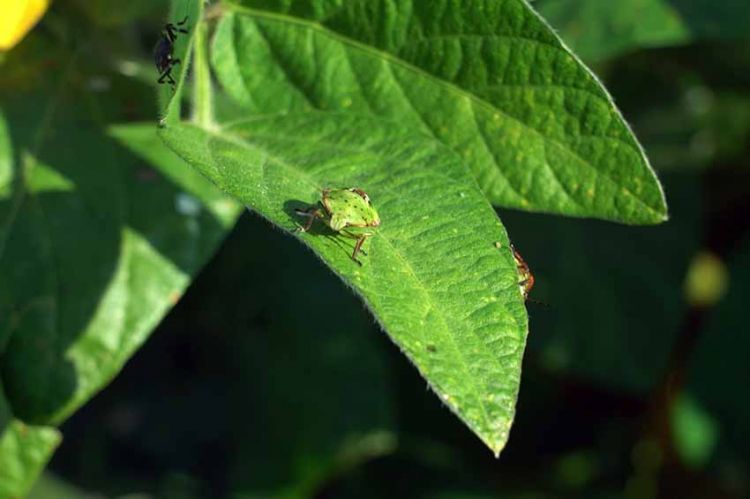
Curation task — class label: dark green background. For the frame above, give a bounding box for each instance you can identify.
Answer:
[3,0,749,497]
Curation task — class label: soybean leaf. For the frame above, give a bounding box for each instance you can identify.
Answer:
[0,384,60,499]
[159,0,203,124]
[0,82,240,492]
[0,110,60,499]
[0,90,239,422]
[210,0,667,224]
[536,0,750,62]
[160,112,529,455]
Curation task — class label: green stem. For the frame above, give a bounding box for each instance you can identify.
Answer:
[191,19,213,127]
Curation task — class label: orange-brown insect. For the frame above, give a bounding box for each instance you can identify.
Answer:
[511,243,535,300]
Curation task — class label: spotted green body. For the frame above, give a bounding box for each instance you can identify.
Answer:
[321,188,380,231]
[296,188,380,265]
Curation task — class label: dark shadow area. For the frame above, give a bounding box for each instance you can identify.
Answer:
[283,198,360,260]
[51,212,393,497]
[667,0,750,39]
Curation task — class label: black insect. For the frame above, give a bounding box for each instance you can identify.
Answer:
[154,16,189,89]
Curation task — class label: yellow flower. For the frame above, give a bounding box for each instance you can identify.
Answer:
[0,0,50,51]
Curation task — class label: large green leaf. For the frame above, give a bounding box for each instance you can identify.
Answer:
[0,80,240,491]
[0,95,239,422]
[209,0,666,224]
[536,0,750,62]
[160,112,528,455]
[0,72,60,499]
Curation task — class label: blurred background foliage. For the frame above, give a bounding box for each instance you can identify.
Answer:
[1,0,749,497]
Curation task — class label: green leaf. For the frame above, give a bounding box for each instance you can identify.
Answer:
[210,1,666,224]
[159,0,204,124]
[0,384,60,499]
[536,0,750,62]
[0,81,240,492]
[160,112,528,455]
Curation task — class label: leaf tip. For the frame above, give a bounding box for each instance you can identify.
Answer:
[476,425,512,458]
[647,196,670,225]
[490,434,510,458]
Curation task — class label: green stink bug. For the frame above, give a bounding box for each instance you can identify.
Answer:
[295,188,381,266]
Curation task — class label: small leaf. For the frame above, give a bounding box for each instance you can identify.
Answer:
[160,112,529,455]
[0,383,60,499]
[211,1,667,224]
[536,0,750,61]
[159,0,203,124]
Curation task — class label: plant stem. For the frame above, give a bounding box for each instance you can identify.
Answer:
[191,19,213,128]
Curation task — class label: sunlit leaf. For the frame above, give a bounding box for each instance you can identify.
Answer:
[160,112,529,455]
[210,0,667,223]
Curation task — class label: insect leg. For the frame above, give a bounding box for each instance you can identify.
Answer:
[351,236,366,265]
[294,208,324,232]
[164,25,177,43]
[349,236,371,266]
[342,230,373,265]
